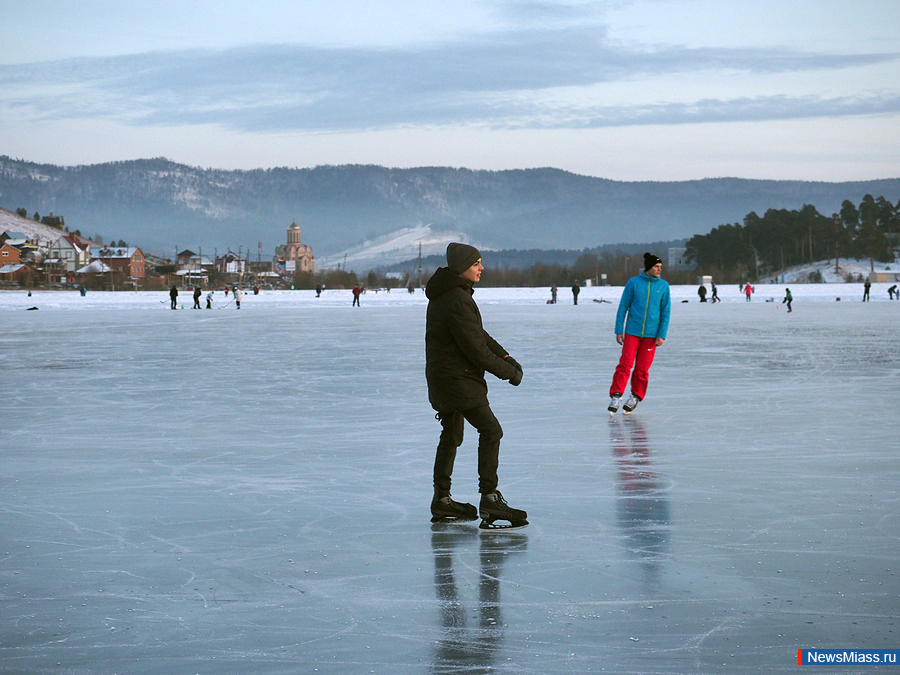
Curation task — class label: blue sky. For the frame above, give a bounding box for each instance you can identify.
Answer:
[2,0,898,180]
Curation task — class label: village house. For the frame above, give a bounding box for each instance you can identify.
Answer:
[48,234,91,273]
[0,241,22,266]
[868,270,900,283]
[0,233,39,262]
[215,251,247,277]
[0,239,35,285]
[173,249,214,286]
[89,246,146,280]
[1,230,29,245]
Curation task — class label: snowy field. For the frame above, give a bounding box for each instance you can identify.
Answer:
[1,284,898,673]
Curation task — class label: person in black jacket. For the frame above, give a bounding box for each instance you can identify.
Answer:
[425,243,528,529]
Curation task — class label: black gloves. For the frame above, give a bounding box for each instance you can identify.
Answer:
[505,356,523,386]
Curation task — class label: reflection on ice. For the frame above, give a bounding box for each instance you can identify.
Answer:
[430,525,528,673]
[610,417,671,591]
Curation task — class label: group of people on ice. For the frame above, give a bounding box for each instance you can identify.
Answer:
[697,281,720,303]
[425,244,670,531]
[169,285,242,309]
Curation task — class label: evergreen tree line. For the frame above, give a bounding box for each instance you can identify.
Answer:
[684,194,898,283]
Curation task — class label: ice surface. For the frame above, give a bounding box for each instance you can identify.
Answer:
[1,284,899,673]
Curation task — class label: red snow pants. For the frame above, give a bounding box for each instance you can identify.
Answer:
[609,334,658,400]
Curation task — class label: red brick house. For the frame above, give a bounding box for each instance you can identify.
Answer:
[90,246,146,279]
[0,242,21,265]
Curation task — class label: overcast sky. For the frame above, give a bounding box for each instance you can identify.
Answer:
[2,0,898,180]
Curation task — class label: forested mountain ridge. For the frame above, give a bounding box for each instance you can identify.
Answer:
[1,155,897,257]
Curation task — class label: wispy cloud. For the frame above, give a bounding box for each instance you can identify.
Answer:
[3,25,898,133]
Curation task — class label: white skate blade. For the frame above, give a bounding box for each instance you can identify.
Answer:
[479,519,529,531]
[431,514,477,524]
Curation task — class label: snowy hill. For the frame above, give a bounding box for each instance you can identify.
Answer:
[0,207,73,246]
[315,224,480,271]
[761,258,899,284]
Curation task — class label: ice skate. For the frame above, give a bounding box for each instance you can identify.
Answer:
[622,393,641,414]
[608,394,622,416]
[479,490,528,530]
[431,495,478,523]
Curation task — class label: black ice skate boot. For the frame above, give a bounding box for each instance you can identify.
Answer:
[479,490,528,530]
[431,494,478,523]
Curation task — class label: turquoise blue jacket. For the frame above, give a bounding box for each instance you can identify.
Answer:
[615,272,671,340]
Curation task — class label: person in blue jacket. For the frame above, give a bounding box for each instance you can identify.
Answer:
[608,252,671,415]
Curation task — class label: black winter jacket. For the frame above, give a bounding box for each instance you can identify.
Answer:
[425,267,520,412]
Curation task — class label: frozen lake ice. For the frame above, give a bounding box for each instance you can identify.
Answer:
[1,283,898,672]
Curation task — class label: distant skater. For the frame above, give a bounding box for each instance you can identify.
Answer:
[710,281,719,303]
[169,285,178,310]
[608,253,671,416]
[425,243,527,530]
[193,287,202,309]
[571,282,580,305]
[206,291,213,309]
[783,288,793,313]
[863,279,871,302]
[889,284,897,300]
[233,286,242,309]
[744,283,754,302]
[698,284,707,302]
[352,285,361,307]
[550,285,558,304]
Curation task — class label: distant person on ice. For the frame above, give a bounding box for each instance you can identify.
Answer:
[889,284,898,300]
[863,279,871,302]
[710,281,719,303]
[783,288,793,313]
[425,243,527,530]
[169,285,178,310]
[698,284,707,302]
[206,291,213,309]
[233,286,242,309]
[744,283,753,302]
[608,252,671,416]
[193,287,202,309]
[352,284,362,307]
[571,281,580,305]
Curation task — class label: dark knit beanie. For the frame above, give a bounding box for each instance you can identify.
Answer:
[643,252,662,271]
[447,242,481,274]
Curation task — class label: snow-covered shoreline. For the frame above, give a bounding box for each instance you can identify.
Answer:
[1,280,897,312]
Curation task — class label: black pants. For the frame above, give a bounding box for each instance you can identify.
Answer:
[433,405,502,497]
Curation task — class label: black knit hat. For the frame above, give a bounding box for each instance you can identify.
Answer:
[643,252,662,271]
[447,242,482,274]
